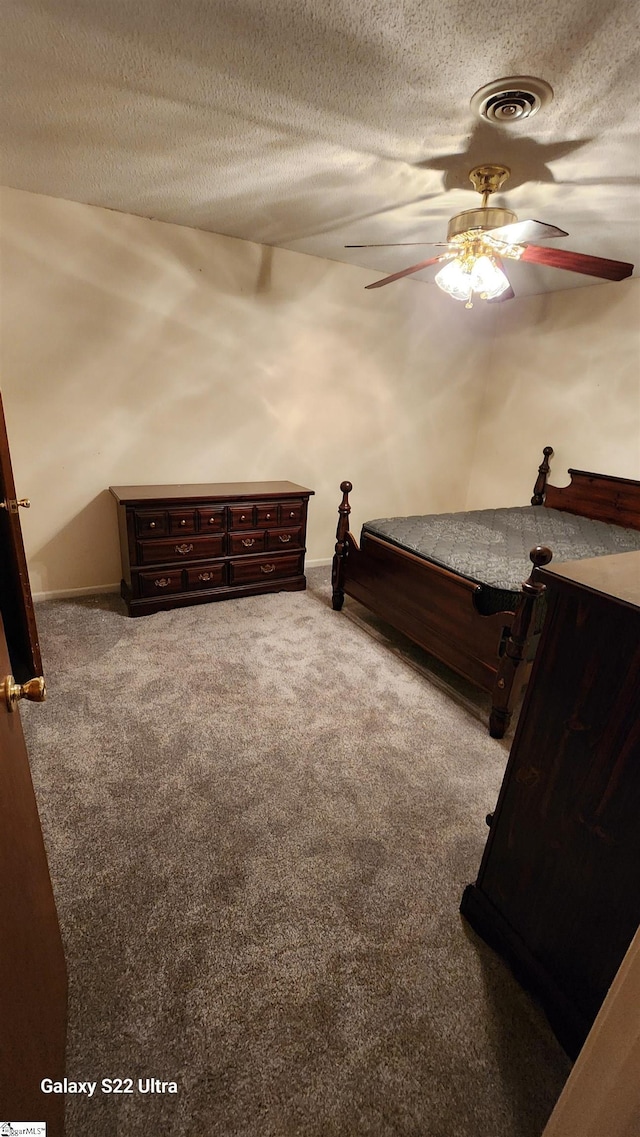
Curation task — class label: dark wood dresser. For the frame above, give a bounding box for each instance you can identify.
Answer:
[109,481,314,616]
[461,550,640,1058]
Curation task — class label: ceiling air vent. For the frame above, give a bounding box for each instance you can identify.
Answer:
[470,77,553,124]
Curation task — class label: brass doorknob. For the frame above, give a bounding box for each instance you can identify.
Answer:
[3,674,46,711]
[0,497,31,512]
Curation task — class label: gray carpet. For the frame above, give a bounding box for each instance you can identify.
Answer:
[22,567,571,1137]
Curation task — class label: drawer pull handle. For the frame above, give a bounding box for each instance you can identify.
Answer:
[175,543,194,555]
[266,513,271,519]
[261,563,276,574]
[180,519,187,526]
[198,572,214,582]
[208,517,216,525]
[240,514,246,521]
[289,511,295,518]
[149,521,156,529]
[154,577,172,588]
[242,538,255,547]
[278,534,291,543]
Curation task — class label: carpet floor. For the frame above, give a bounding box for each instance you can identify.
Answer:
[22,567,571,1136]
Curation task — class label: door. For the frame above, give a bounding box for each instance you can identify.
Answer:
[0,391,42,681]
[1,613,67,1133]
[0,392,67,1133]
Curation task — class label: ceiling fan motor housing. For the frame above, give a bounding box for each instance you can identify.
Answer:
[447,207,517,241]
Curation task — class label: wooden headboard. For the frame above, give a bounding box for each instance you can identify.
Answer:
[532,446,640,531]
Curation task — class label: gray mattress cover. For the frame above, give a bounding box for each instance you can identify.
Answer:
[362,506,640,592]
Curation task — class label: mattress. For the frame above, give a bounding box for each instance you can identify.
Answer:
[362,505,640,616]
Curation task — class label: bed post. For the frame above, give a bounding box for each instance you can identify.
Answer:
[489,545,553,739]
[531,445,554,506]
[331,480,353,611]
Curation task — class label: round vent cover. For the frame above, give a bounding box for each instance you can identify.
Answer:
[470,77,553,124]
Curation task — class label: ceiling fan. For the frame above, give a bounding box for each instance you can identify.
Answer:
[347,164,634,307]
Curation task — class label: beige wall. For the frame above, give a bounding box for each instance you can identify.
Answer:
[465,277,640,508]
[2,186,638,598]
[1,186,493,597]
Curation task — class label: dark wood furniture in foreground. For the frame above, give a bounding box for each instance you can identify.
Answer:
[110,481,314,616]
[331,450,640,736]
[461,551,640,1059]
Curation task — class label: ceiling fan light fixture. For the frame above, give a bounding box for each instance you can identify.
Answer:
[434,258,473,302]
[470,255,510,298]
[353,155,634,296]
[435,253,509,308]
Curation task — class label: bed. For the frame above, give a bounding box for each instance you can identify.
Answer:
[331,448,640,737]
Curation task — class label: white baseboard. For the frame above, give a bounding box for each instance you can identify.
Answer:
[33,583,121,603]
[306,558,332,568]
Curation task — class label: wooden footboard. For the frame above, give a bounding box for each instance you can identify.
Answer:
[331,480,551,738]
[339,529,509,694]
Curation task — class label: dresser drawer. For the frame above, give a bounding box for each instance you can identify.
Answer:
[281,500,305,526]
[137,534,225,565]
[168,509,197,535]
[229,506,255,530]
[197,507,225,533]
[256,503,280,527]
[185,563,226,590]
[228,530,266,555]
[228,552,303,585]
[136,511,167,537]
[138,569,184,598]
[266,527,302,551]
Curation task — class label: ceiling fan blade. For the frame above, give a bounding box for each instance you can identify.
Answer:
[365,255,445,289]
[519,244,634,281]
[345,242,446,248]
[486,219,569,244]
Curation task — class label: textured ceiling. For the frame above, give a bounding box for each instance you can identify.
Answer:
[2,0,639,297]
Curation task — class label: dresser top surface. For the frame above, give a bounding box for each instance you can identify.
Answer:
[539,550,640,609]
[109,481,314,504]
